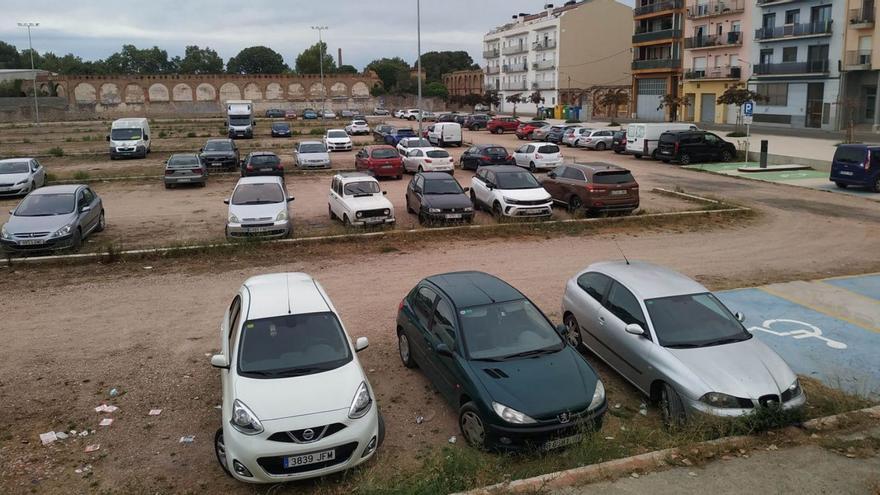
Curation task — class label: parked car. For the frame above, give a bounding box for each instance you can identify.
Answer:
[513,142,563,172]
[656,130,736,165]
[464,114,490,131]
[324,129,353,152]
[0,158,46,197]
[459,144,514,170]
[264,109,285,118]
[302,109,318,120]
[374,107,390,116]
[353,114,367,123]
[577,129,616,150]
[453,114,470,125]
[531,124,553,141]
[561,127,590,147]
[108,117,151,159]
[422,111,437,122]
[224,176,292,240]
[396,137,432,156]
[210,272,381,483]
[294,141,331,169]
[322,110,338,119]
[545,125,579,144]
[437,113,458,123]
[473,103,490,112]
[395,271,606,450]
[611,130,627,154]
[241,151,284,177]
[487,116,521,135]
[561,261,805,427]
[516,120,547,140]
[270,122,293,138]
[402,109,422,120]
[384,127,417,146]
[328,172,395,227]
[830,144,880,192]
[426,122,462,147]
[543,163,639,214]
[470,165,552,218]
[164,153,207,188]
[199,139,240,171]
[345,120,370,136]
[626,123,698,159]
[284,110,298,119]
[341,109,356,118]
[402,148,454,174]
[393,109,407,119]
[405,172,474,224]
[1,184,104,254]
[373,125,396,143]
[355,145,403,179]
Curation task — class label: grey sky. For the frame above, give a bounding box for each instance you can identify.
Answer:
[1,0,634,70]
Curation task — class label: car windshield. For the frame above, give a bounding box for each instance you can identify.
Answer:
[229,116,251,126]
[484,147,507,156]
[167,156,200,166]
[344,180,380,196]
[371,148,398,159]
[537,145,559,154]
[231,183,284,205]
[496,171,541,189]
[300,143,327,153]
[110,128,141,140]
[645,293,752,348]
[426,150,450,159]
[15,193,75,216]
[424,177,462,194]
[328,131,348,138]
[272,123,289,130]
[405,138,431,147]
[0,161,30,174]
[237,312,352,377]
[593,171,635,184]
[460,299,563,361]
[204,141,232,151]
[250,155,280,166]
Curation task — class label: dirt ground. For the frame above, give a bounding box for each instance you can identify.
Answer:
[1,119,880,494]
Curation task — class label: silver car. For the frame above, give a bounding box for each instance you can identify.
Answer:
[294,141,331,169]
[562,127,591,147]
[561,261,805,427]
[0,158,47,197]
[577,129,615,151]
[224,176,293,240]
[1,184,104,254]
[531,125,553,141]
[164,153,207,188]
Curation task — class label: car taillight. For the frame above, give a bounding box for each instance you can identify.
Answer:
[535,154,543,159]
[246,165,254,171]
[425,159,433,163]
[398,299,405,311]
[482,153,491,159]
[191,169,201,174]
[278,163,284,169]
[674,142,680,154]
[506,155,513,161]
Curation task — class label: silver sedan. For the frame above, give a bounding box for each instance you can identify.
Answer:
[561,260,805,427]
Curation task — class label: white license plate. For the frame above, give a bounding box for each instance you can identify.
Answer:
[446,213,462,219]
[543,434,582,451]
[176,178,191,182]
[282,449,335,468]
[18,239,45,246]
[365,217,384,224]
[248,226,274,233]
[839,171,854,176]
[611,190,627,196]
[261,168,273,172]
[523,209,545,215]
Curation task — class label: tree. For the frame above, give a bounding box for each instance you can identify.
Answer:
[175,45,224,74]
[0,41,22,69]
[416,51,476,83]
[425,81,448,99]
[528,91,545,117]
[294,42,336,74]
[506,93,527,117]
[227,46,289,74]
[104,45,176,74]
[462,93,483,108]
[598,89,630,119]
[365,57,411,91]
[482,89,501,108]
[657,93,691,120]
[337,64,358,74]
[716,86,767,132]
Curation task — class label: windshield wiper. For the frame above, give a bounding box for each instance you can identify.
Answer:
[353,193,375,197]
[699,336,749,347]
[500,347,559,360]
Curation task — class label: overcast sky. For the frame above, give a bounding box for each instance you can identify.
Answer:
[1,0,634,70]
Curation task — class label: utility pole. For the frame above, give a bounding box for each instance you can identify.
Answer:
[18,22,40,126]
[416,0,423,136]
[311,26,328,118]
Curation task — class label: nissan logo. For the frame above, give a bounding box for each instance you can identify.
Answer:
[302,428,315,441]
[558,412,570,424]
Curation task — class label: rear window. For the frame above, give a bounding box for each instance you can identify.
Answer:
[484,147,507,155]
[593,171,635,184]
[834,146,867,164]
[659,133,679,143]
[371,148,398,159]
[537,145,559,154]
[167,156,200,167]
[426,150,450,158]
[250,155,280,166]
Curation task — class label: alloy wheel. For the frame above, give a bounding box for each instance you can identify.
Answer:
[679,153,691,165]
[564,314,583,348]
[460,411,485,447]
[398,333,411,366]
[214,428,231,475]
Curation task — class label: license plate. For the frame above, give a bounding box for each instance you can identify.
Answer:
[523,209,544,215]
[543,434,582,451]
[248,226,274,233]
[18,239,45,246]
[176,178,191,183]
[261,168,273,172]
[611,190,627,196]
[282,449,335,468]
[840,171,854,176]
[365,217,384,224]
[446,213,462,219]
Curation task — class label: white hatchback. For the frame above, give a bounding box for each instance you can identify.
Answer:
[513,142,563,172]
[402,147,454,174]
[324,129,352,152]
[211,273,382,483]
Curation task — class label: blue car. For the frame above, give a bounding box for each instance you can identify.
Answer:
[303,109,318,120]
[830,144,880,192]
[385,128,417,146]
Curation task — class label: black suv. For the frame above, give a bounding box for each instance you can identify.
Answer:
[240,151,284,177]
[464,114,489,131]
[264,109,285,118]
[199,139,239,170]
[657,130,736,165]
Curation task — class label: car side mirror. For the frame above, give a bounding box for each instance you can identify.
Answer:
[9,209,14,215]
[286,197,295,202]
[199,147,204,153]
[210,354,229,369]
[223,198,230,205]
[556,324,568,337]
[434,342,453,357]
[80,206,91,214]
[625,323,646,336]
[462,186,470,192]
[143,134,149,140]
[382,191,387,195]
[486,183,494,190]
[355,336,369,352]
[735,312,745,323]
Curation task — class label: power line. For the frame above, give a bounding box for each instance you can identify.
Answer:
[557,48,630,69]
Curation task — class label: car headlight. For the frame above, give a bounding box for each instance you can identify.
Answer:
[228,213,240,224]
[383,208,391,216]
[349,381,373,419]
[428,208,441,213]
[356,211,363,218]
[0,224,10,240]
[589,380,605,410]
[15,179,28,185]
[464,207,474,212]
[275,210,288,221]
[231,399,264,435]
[699,392,743,409]
[492,402,536,424]
[787,379,802,399]
[50,224,73,238]
[502,197,519,205]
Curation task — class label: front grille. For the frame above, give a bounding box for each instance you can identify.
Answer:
[14,232,50,238]
[508,198,550,206]
[359,209,387,219]
[257,441,358,475]
[242,222,273,228]
[758,394,781,408]
[442,207,470,213]
[0,183,14,187]
[268,423,347,443]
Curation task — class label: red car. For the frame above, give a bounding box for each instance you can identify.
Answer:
[487,117,521,135]
[355,145,403,179]
[284,110,297,119]
[516,120,547,140]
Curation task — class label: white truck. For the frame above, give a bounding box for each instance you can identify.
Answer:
[625,122,698,159]
[107,117,151,159]
[226,100,254,139]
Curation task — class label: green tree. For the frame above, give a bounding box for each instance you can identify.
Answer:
[294,42,337,74]
[716,86,767,131]
[175,45,224,74]
[227,46,289,74]
[365,57,411,91]
[425,81,448,99]
[104,45,177,74]
[505,93,526,117]
[482,89,501,108]
[0,41,22,69]
[336,64,358,74]
[416,51,475,83]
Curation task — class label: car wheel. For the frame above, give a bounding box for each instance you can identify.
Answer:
[572,140,579,147]
[529,162,536,173]
[70,228,83,253]
[634,154,642,159]
[497,128,504,135]
[343,215,351,227]
[459,402,488,450]
[398,330,417,368]
[679,153,691,165]
[418,211,427,225]
[651,149,660,160]
[568,195,582,213]
[214,428,232,477]
[418,166,424,173]
[95,210,106,232]
[492,201,503,219]
[720,150,733,162]
[596,142,606,151]
[329,205,337,220]
[378,410,386,447]
[873,176,880,193]
[614,149,623,154]
[563,313,585,350]
[470,190,480,210]
[406,197,414,214]
[659,383,686,430]
[833,181,848,189]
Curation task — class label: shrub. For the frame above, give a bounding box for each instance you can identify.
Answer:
[309,127,326,135]
[158,131,167,139]
[47,146,64,157]
[65,137,73,142]
[565,118,580,123]
[72,170,90,180]
[186,131,196,138]
[727,131,747,137]
[609,121,621,127]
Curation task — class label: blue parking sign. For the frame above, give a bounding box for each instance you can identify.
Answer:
[743,101,754,116]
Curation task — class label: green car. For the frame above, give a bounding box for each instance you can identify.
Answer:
[395,271,606,450]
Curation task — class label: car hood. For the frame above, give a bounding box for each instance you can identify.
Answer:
[228,202,286,220]
[666,337,796,399]
[0,172,31,184]
[422,193,472,209]
[299,152,330,161]
[5,212,75,234]
[498,187,551,201]
[234,361,365,421]
[471,347,596,419]
[346,194,392,210]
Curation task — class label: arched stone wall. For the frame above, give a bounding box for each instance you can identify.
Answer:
[74,82,96,103]
[55,84,67,99]
[309,82,326,97]
[100,83,121,104]
[330,82,347,97]
[265,82,283,100]
[219,82,241,101]
[196,83,216,101]
[243,83,262,100]
[148,83,170,102]
[288,83,305,99]
[172,83,193,101]
[124,84,145,103]
[351,81,370,98]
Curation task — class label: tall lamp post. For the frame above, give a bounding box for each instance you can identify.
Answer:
[311,26,329,118]
[17,22,40,126]
[416,0,422,136]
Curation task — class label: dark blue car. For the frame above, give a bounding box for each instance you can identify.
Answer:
[385,128,417,146]
[830,144,880,192]
[303,109,318,120]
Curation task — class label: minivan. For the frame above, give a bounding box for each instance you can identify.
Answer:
[107,118,151,159]
[427,122,462,147]
[830,144,880,192]
[656,130,736,165]
[625,123,698,159]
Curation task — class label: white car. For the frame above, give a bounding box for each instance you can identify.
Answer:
[402,147,454,174]
[396,137,432,156]
[402,109,422,121]
[294,141,331,169]
[344,120,370,136]
[210,272,382,483]
[513,142,563,172]
[426,122,462,147]
[328,172,395,227]
[393,109,406,118]
[322,110,337,119]
[470,165,552,218]
[0,158,47,197]
[224,176,293,240]
[373,108,390,116]
[324,129,353,152]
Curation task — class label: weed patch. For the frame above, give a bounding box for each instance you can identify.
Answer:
[47,146,64,157]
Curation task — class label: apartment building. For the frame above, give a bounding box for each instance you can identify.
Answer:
[840,0,878,130]
[631,0,686,121]
[747,0,846,129]
[681,0,752,124]
[483,0,632,115]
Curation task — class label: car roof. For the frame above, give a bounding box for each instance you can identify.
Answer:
[480,165,524,173]
[476,144,505,149]
[425,271,524,308]
[337,172,377,182]
[236,175,283,185]
[298,140,324,146]
[587,261,708,300]
[169,153,199,158]
[525,142,558,147]
[247,151,278,157]
[271,121,289,125]
[568,162,629,174]
[0,157,34,163]
[206,138,232,143]
[326,128,347,133]
[31,184,82,194]
[420,171,458,180]
[243,273,331,320]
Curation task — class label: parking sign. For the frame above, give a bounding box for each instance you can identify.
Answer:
[743,100,754,117]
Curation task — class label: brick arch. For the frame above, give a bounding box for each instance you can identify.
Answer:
[219,82,241,101]
[100,83,121,104]
[330,82,347,97]
[243,82,262,100]
[148,83,170,102]
[172,83,193,101]
[351,81,369,97]
[288,83,305,99]
[308,82,326,97]
[55,83,67,99]
[265,82,283,100]
[196,83,216,101]
[74,82,96,103]
[124,83,145,103]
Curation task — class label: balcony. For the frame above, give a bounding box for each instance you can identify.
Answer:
[684,31,743,49]
[502,45,529,55]
[483,49,500,59]
[633,28,682,44]
[849,7,875,28]
[755,21,832,41]
[684,65,743,80]
[845,50,873,69]
[754,59,829,76]
[757,0,801,6]
[533,60,556,71]
[503,62,529,73]
[632,58,681,70]
[532,80,556,90]
[634,0,683,16]
[485,83,499,91]
[533,40,557,51]
[686,0,745,19]
[502,82,528,91]
[486,66,500,75]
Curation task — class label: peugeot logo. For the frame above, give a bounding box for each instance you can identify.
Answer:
[558,412,570,424]
[302,428,315,441]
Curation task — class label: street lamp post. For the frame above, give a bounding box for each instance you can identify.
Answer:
[17,22,40,126]
[311,26,329,118]
[416,0,422,136]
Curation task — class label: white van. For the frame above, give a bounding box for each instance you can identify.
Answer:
[107,118,151,159]
[626,123,698,159]
[427,122,462,147]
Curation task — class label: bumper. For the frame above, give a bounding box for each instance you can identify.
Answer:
[682,392,807,419]
[110,145,146,158]
[298,161,332,169]
[423,211,474,222]
[590,200,639,212]
[229,131,254,139]
[0,183,30,196]
[423,165,455,173]
[204,158,237,169]
[1,234,74,253]
[271,133,292,138]
[367,167,403,178]
[165,175,207,185]
[503,203,553,217]
[830,172,876,187]
[533,160,561,170]
[352,217,395,227]
[486,403,606,450]
[226,221,291,239]
[327,143,352,152]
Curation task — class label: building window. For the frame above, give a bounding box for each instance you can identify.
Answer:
[782,47,797,63]
[785,9,800,25]
[755,83,788,106]
[760,49,774,65]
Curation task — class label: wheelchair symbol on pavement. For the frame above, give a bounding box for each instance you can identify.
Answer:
[748,319,847,350]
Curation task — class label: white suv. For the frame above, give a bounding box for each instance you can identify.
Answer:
[470,165,552,218]
[210,272,383,483]
[328,173,395,226]
[324,129,353,152]
[402,109,422,120]
[344,120,370,136]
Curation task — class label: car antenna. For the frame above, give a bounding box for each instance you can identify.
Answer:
[614,239,630,265]
[286,274,292,314]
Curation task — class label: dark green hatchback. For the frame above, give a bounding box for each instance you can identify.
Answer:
[395,271,606,451]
